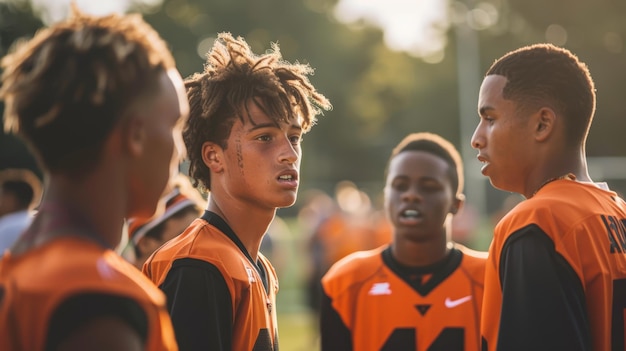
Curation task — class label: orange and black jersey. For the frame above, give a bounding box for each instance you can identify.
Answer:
[0,237,177,351]
[481,180,626,351]
[321,244,486,351]
[143,211,279,351]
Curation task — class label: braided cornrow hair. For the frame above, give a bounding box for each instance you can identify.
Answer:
[183,32,332,192]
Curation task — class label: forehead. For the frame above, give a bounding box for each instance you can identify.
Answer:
[478,75,507,106]
[388,150,450,178]
[241,101,303,128]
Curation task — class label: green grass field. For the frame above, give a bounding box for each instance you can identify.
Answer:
[277,311,319,351]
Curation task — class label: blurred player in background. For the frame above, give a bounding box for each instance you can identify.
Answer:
[124,175,204,269]
[321,132,486,351]
[0,168,42,256]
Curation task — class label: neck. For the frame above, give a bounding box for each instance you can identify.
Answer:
[391,231,451,267]
[20,173,125,252]
[524,149,591,199]
[207,199,275,261]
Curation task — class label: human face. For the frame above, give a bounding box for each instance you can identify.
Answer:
[128,69,190,218]
[384,150,458,243]
[471,75,534,195]
[217,101,303,210]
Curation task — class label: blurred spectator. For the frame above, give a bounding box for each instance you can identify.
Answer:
[0,168,41,255]
[303,181,392,317]
[490,193,524,228]
[261,215,291,278]
[451,202,480,246]
[122,174,205,269]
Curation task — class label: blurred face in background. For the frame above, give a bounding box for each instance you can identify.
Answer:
[384,150,460,243]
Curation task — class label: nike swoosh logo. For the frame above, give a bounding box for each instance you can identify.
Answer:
[444,295,472,308]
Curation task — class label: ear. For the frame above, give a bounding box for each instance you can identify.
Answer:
[450,193,465,215]
[123,114,146,158]
[201,141,224,174]
[534,107,557,142]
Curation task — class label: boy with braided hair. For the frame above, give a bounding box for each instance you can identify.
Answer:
[0,6,188,351]
[143,32,331,351]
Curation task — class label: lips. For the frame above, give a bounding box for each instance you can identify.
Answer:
[400,208,421,219]
[277,169,298,182]
[276,169,299,190]
[477,154,490,174]
[396,207,423,226]
[476,154,488,164]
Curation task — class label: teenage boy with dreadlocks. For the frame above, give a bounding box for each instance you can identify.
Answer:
[143,32,331,351]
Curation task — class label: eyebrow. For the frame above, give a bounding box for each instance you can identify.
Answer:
[391,175,440,183]
[247,121,303,133]
[479,106,494,117]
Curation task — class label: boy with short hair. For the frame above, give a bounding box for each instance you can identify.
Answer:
[321,132,486,351]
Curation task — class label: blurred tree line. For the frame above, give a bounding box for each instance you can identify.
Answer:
[1,0,626,218]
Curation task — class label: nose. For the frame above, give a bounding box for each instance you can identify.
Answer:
[401,185,422,202]
[279,137,299,164]
[470,125,483,150]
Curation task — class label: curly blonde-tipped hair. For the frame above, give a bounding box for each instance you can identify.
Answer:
[0,6,175,175]
[183,32,332,192]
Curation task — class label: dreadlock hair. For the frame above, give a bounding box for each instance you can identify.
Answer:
[387,132,464,197]
[0,5,176,176]
[183,32,332,192]
[486,43,596,148]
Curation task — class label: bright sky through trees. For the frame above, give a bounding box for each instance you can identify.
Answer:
[17,0,450,62]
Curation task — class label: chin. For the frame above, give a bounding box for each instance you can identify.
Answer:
[490,179,516,194]
[276,196,297,208]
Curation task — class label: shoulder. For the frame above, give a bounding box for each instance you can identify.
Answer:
[322,246,385,286]
[15,238,164,303]
[497,181,616,240]
[148,219,239,269]
[454,244,487,278]
[455,243,488,262]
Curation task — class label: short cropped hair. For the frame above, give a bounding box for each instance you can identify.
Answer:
[183,32,332,192]
[387,132,464,196]
[1,7,176,175]
[486,43,596,147]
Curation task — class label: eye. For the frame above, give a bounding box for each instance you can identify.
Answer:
[256,134,272,142]
[289,134,302,144]
[391,179,409,192]
[419,179,445,193]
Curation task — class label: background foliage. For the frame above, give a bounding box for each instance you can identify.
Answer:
[2,0,626,223]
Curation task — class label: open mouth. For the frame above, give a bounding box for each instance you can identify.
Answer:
[278,174,295,181]
[400,209,420,218]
